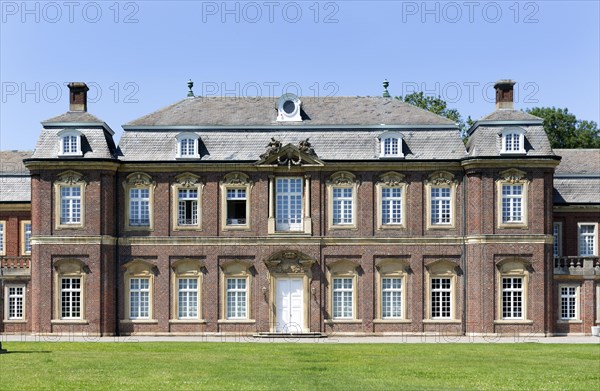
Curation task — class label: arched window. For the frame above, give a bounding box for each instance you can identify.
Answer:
[500,128,525,154]
[379,132,404,158]
[176,133,200,158]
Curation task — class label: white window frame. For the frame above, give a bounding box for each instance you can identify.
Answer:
[326,260,360,323]
[332,187,354,226]
[171,173,203,231]
[578,223,598,256]
[375,259,409,322]
[558,284,579,321]
[375,171,408,230]
[219,261,253,323]
[20,220,32,255]
[129,277,150,320]
[500,128,525,154]
[58,129,83,156]
[226,277,248,319]
[430,277,452,320]
[327,172,359,231]
[495,259,530,324]
[123,173,155,231]
[52,259,88,323]
[54,171,87,230]
[275,177,304,232]
[122,259,156,323]
[553,222,562,258]
[60,277,82,320]
[332,277,354,319]
[425,172,457,230]
[4,284,26,321]
[175,133,200,159]
[379,132,404,158]
[0,220,5,256]
[220,172,253,231]
[501,277,524,320]
[496,169,529,229]
[424,261,458,322]
[170,259,203,322]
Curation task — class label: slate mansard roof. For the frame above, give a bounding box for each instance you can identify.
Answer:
[0,150,32,202]
[466,109,555,158]
[30,111,118,160]
[119,96,466,162]
[553,149,600,205]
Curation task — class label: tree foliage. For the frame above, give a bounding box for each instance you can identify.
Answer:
[526,107,600,148]
[396,92,468,137]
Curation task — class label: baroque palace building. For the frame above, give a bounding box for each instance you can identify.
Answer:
[0,80,598,336]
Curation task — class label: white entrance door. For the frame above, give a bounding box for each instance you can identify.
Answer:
[275,278,304,333]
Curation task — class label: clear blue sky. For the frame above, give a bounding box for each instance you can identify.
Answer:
[1,1,599,150]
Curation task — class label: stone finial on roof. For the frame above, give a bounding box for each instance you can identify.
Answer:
[187,79,194,97]
[382,79,390,98]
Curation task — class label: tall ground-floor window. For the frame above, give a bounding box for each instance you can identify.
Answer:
[178,278,199,319]
[130,278,150,319]
[502,277,523,319]
[7,285,25,320]
[431,277,452,319]
[61,277,81,319]
[332,277,353,319]
[226,278,247,319]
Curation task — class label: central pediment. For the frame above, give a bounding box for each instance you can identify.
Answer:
[256,139,324,167]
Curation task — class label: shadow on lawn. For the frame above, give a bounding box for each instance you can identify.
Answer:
[1,351,52,354]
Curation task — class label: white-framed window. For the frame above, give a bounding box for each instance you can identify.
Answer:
[61,277,82,319]
[501,277,523,319]
[425,172,457,230]
[381,277,403,319]
[226,278,247,319]
[381,187,403,225]
[220,172,253,231]
[431,277,452,319]
[58,129,83,156]
[326,260,359,322]
[0,220,5,256]
[177,278,199,319]
[5,285,25,320]
[54,171,87,230]
[171,259,203,321]
[21,220,32,255]
[178,189,198,225]
[171,173,204,230]
[379,132,404,158]
[129,278,150,319]
[431,187,452,225]
[333,188,353,225]
[220,261,253,322]
[327,172,359,231]
[176,133,200,159]
[375,259,408,321]
[129,188,150,226]
[53,259,88,322]
[578,223,597,256]
[124,173,155,231]
[559,285,579,320]
[496,259,530,322]
[502,184,523,223]
[497,169,529,228]
[227,189,247,225]
[425,260,458,321]
[553,222,562,257]
[60,186,82,224]
[501,128,525,154]
[276,177,303,231]
[122,259,155,322]
[332,277,353,319]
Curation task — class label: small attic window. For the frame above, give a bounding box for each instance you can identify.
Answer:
[277,93,302,122]
[58,129,83,156]
[379,132,404,158]
[176,133,200,159]
[501,128,525,154]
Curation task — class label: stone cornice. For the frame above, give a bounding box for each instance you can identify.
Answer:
[32,235,118,245]
[462,157,560,171]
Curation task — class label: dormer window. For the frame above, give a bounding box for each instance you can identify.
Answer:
[176,133,200,159]
[501,128,525,154]
[379,132,404,158]
[58,130,83,156]
[276,93,302,122]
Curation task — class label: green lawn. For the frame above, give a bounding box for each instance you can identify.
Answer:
[0,342,598,390]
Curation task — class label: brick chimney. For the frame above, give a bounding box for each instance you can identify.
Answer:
[68,82,89,112]
[494,79,516,110]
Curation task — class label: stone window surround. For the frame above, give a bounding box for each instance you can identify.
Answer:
[54,171,87,230]
[57,129,83,156]
[170,258,205,323]
[424,260,460,323]
[3,283,26,323]
[171,173,204,231]
[121,259,157,324]
[325,259,361,323]
[123,172,156,232]
[327,171,359,231]
[220,172,253,232]
[20,220,32,255]
[425,171,458,230]
[494,258,532,324]
[496,168,529,229]
[52,258,89,324]
[218,260,255,323]
[267,175,312,235]
[374,259,410,322]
